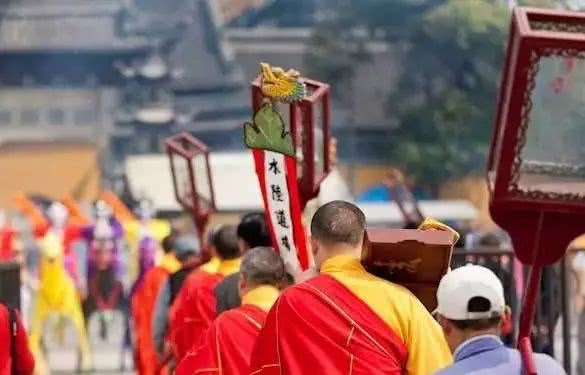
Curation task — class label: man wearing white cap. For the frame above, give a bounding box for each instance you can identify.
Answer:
[434,264,565,374]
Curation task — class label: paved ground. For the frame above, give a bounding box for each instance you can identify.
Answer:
[45,312,133,375]
[42,308,578,374]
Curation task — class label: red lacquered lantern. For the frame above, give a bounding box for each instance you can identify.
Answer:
[165,132,215,241]
[488,7,585,373]
[251,76,332,209]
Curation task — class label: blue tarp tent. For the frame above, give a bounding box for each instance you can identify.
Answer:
[356,184,429,202]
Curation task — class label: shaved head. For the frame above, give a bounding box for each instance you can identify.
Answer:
[240,247,285,287]
[310,201,366,246]
[310,201,366,268]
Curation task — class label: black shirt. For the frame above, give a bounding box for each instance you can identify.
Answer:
[214,272,241,314]
[169,263,199,304]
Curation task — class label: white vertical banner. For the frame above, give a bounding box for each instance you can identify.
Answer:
[262,150,302,272]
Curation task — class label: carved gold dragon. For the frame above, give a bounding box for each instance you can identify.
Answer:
[418,218,460,244]
[260,62,306,103]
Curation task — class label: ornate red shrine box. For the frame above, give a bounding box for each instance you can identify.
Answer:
[488,8,585,372]
[362,229,454,311]
[251,75,332,208]
[488,7,585,265]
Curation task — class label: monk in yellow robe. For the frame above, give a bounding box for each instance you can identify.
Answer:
[176,246,283,375]
[250,201,452,375]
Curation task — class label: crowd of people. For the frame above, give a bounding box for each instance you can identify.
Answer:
[0,200,567,374]
[132,201,566,374]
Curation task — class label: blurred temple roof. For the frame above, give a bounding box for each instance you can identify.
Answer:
[0,1,153,52]
[167,1,243,89]
[216,0,268,24]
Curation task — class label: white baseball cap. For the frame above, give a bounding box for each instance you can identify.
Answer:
[436,264,505,320]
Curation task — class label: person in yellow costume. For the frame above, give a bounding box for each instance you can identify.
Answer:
[29,233,92,374]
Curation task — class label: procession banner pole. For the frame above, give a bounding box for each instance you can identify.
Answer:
[245,103,310,273]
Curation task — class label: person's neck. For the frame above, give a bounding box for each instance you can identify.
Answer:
[320,245,360,262]
[181,257,199,267]
[453,329,500,354]
[324,244,361,259]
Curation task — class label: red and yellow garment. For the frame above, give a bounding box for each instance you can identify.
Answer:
[176,285,279,375]
[168,258,241,361]
[250,255,452,375]
[132,253,180,375]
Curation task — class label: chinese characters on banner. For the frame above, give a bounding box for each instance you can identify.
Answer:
[263,151,303,272]
[244,85,311,273]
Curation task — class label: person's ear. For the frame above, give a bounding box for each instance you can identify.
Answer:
[500,305,513,333]
[238,273,247,297]
[310,236,319,257]
[504,305,512,318]
[437,315,451,334]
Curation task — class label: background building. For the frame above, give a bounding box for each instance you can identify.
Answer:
[0,0,250,205]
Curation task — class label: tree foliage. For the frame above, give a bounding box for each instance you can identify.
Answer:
[306,0,563,191]
[388,0,508,188]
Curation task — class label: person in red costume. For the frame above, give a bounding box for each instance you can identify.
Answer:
[168,225,241,362]
[0,210,16,261]
[176,246,284,375]
[0,302,35,375]
[132,235,180,375]
[249,201,452,375]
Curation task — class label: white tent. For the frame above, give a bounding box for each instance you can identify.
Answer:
[125,152,352,213]
[357,200,479,227]
[125,152,477,225]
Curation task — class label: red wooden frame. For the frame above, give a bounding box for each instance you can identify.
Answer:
[251,76,332,209]
[490,7,585,211]
[489,7,585,264]
[488,8,585,374]
[165,132,216,240]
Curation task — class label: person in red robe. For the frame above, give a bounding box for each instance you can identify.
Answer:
[0,227,15,260]
[132,235,180,375]
[176,246,284,375]
[0,208,16,261]
[250,201,452,375]
[168,225,242,362]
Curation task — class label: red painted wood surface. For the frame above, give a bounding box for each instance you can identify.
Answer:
[488,7,585,374]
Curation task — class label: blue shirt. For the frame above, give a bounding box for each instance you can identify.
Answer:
[434,335,566,375]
